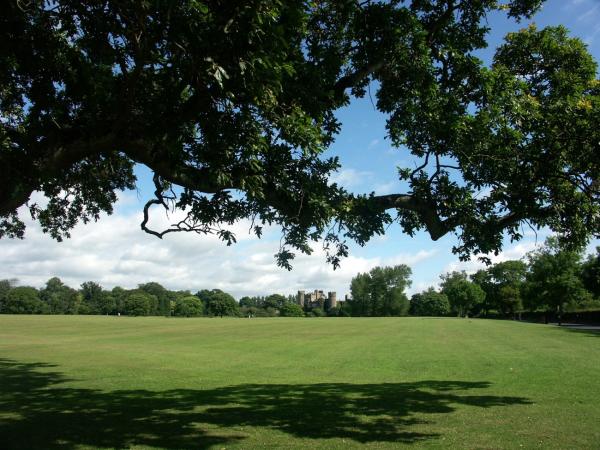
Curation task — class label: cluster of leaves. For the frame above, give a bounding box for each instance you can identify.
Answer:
[1,0,598,267]
[409,288,450,316]
[439,272,486,317]
[409,237,600,319]
[348,265,412,316]
[0,279,235,317]
[239,293,304,317]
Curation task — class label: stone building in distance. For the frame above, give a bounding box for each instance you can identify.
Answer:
[297,289,338,311]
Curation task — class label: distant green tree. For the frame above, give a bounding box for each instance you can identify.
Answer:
[201,290,238,317]
[349,265,411,316]
[264,294,288,311]
[580,247,600,298]
[111,287,128,315]
[40,277,80,314]
[80,281,103,314]
[194,289,212,306]
[3,286,46,314]
[240,306,260,318]
[311,307,325,317]
[326,306,340,317]
[349,273,371,316]
[470,269,495,316]
[96,292,116,315]
[441,272,486,317]
[261,307,280,317]
[524,237,590,325]
[0,279,17,313]
[239,296,258,308]
[410,288,450,316]
[138,282,171,316]
[280,303,304,317]
[496,285,522,317]
[488,261,527,316]
[174,296,204,317]
[123,291,158,316]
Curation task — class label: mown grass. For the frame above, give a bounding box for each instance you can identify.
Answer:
[0,315,598,449]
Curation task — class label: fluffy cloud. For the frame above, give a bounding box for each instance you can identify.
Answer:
[442,242,540,276]
[0,194,438,299]
[329,168,373,190]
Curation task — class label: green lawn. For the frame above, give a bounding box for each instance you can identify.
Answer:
[0,316,598,449]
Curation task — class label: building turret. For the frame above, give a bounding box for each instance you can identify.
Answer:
[297,290,305,307]
[327,291,337,310]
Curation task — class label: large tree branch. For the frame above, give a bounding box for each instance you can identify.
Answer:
[371,193,451,240]
[0,133,119,217]
[371,192,524,242]
[123,140,230,194]
[427,0,457,46]
[333,61,384,101]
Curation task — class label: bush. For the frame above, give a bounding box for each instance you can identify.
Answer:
[280,303,304,317]
[174,296,204,317]
[311,308,325,317]
[3,287,47,314]
[410,289,450,316]
[123,291,158,316]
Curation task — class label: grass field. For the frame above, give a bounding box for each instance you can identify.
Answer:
[0,316,599,449]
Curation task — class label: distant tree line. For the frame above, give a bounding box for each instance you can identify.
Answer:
[0,279,304,318]
[0,279,239,317]
[343,237,600,321]
[407,238,600,322]
[2,237,599,320]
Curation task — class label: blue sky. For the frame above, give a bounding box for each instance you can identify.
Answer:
[1,0,599,298]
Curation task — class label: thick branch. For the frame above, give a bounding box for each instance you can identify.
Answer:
[0,133,119,217]
[124,141,230,194]
[372,193,524,241]
[371,193,450,240]
[427,0,456,46]
[333,61,384,101]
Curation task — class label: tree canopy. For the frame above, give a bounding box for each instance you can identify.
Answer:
[1,0,598,267]
[524,237,590,322]
[440,271,486,317]
[349,265,411,316]
[409,288,450,317]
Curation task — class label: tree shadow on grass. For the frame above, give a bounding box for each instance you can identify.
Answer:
[0,358,531,449]
[557,326,600,338]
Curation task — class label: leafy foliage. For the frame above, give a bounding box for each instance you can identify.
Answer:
[1,1,598,266]
[40,277,80,314]
[123,291,158,317]
[0,279,17,312]
[410,288,450,316]
[3,287,46,314]
[280,302,304,317]
[174,296,204,317]
[349,265,411,316]
[580,247,600,298]
[441,272,485,317]
[198,289,239,317]
[138,282,172,316]
[524,237,590,319]
[471,261,527,316]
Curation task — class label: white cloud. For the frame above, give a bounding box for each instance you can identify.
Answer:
[368,139,380,149]
[0,196,439,300]
[373,180,400,195]
[578,3,599,21]
[442,241,540,276]
[330,168,373,189]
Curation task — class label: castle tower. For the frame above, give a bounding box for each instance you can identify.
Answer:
[327,291,337,310]
[297,290,305,307]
